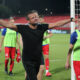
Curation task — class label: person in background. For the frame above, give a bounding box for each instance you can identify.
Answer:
[65,20,80,80]
[37,15,53,80]
[0,17,21,76]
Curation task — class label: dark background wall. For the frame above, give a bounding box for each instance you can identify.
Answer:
[0,0,70,15]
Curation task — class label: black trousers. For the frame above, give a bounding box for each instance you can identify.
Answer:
[40,55,44,65]
[23,60,41,80]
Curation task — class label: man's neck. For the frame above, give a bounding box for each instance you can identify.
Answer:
[29,23,37,29]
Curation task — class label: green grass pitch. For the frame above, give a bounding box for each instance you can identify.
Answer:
[0,33,71,80]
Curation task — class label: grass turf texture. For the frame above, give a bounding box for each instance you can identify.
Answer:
[0,33,71,80]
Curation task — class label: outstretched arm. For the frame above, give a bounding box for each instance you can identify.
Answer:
[0,20,17,31]
[48,18,74,29]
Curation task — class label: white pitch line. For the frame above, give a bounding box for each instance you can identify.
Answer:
[14,59,65,64]
[50,59,65,62]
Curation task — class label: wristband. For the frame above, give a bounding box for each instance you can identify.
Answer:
[70,18,74,22]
